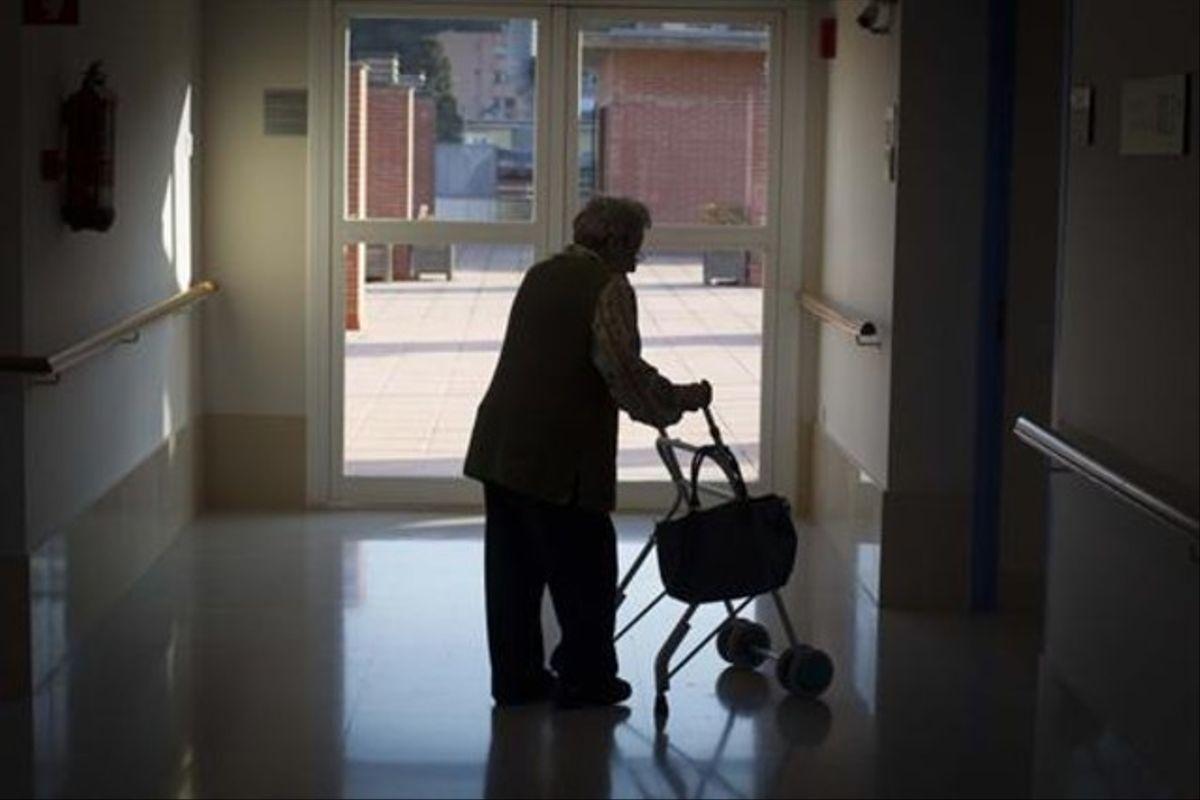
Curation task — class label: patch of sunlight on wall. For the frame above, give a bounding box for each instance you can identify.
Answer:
[160,174,174,267]
[162,387,175,439]
[164,85,194,290]
[160,86,195,441]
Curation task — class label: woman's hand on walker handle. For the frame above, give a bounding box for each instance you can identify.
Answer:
[678,380,713,411]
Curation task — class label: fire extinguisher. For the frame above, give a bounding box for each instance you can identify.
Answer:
[61,61,116,232]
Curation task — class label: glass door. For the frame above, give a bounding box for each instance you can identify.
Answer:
[332,5,552,504]
[567,9,783,503]
[329,4,783,507]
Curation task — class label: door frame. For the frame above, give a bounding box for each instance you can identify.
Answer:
[306,0,810,510]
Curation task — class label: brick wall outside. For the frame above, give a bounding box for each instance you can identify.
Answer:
[412,98,436,219]
[595,48,768,227]
[362,87,436,220]
[345,66,438,329]
[346,45,770,330]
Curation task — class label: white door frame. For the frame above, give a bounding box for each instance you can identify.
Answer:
[306,0,809,510]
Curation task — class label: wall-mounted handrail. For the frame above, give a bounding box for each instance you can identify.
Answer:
[0,280,219,380]
[797,291,881,347]
[1014,416,1199,542]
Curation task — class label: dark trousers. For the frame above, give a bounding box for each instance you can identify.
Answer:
[484,482,618,701]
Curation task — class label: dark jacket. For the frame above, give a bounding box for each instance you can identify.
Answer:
[464,247,620,511]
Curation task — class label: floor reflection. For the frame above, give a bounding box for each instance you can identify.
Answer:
[619,669,832,800]
[484,705,629,799]
[0,511,1105,798]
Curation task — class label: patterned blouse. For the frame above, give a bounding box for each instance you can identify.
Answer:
[569,245,697,429]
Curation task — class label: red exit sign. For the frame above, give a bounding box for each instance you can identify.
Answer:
[23,0,80,25]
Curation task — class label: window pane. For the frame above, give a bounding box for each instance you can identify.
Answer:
[579,22,770,226]
[342,244,763,483]
[346,18,537,222]
[620,249,764,483]
[342,243,535,477]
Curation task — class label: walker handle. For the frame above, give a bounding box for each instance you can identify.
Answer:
[701,405,724,446]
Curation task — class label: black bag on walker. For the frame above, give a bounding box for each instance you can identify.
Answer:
[654,439,797,604]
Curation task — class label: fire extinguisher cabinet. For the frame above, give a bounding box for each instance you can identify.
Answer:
[62,62,117,232]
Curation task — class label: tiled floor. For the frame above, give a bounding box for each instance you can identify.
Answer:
[344,246,763,481]
[1,511,1135,799]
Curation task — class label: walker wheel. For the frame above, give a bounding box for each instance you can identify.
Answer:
[716,619,771,669]
[776,645,834,697]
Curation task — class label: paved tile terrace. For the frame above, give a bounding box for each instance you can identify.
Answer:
[345,244,763,482]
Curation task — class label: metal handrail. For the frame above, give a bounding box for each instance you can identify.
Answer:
[798,291,881,347]
[1014,416,1199,541]
[0,280,219,380]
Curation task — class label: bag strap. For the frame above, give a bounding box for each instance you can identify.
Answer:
[687,442,748,508]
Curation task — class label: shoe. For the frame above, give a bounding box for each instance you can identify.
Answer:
[493,671,556,707]
[553,676,632,710]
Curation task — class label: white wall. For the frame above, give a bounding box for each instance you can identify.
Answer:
[1054,1,1199,510]
[19,0,202,548]
[1044,0,1198,791]
[801,2,995,610]
[202,0,309,418]
[813,1,900,486]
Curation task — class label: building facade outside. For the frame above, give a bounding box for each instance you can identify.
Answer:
[345,22,769,330]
